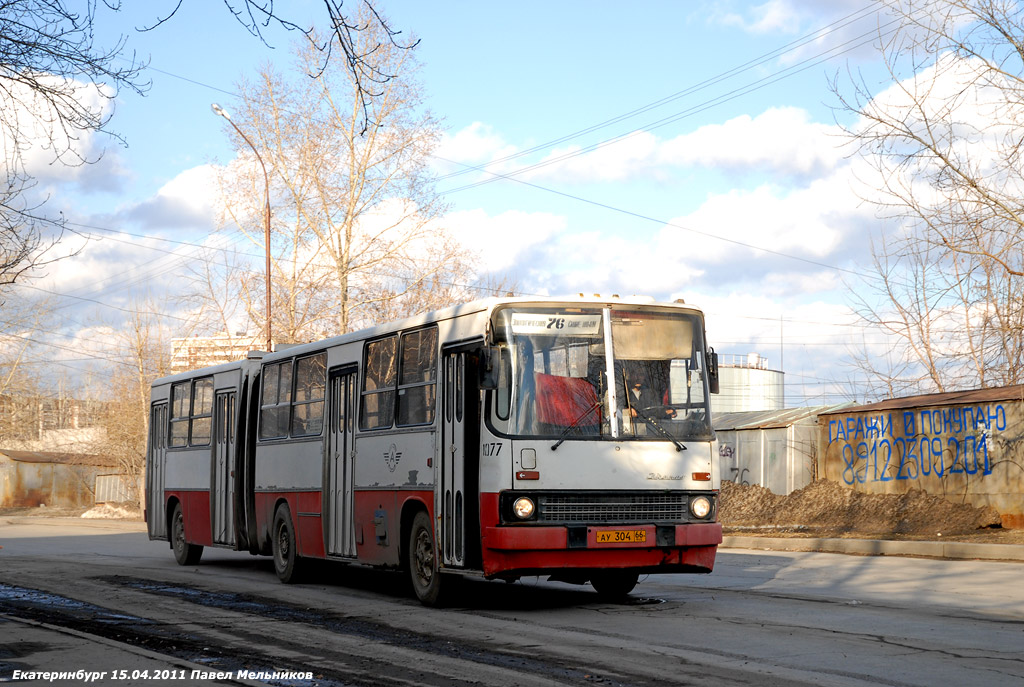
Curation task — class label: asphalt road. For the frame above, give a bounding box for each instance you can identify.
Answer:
[1,517,1022,686]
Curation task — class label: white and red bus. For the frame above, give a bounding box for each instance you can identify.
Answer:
[145,295,723,604]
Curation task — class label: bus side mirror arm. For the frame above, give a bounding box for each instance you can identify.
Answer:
[707,348,720,395]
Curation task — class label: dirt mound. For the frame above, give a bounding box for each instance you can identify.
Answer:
[719,479,1002,537]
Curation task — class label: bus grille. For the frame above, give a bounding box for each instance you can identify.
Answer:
[536,492,690,524]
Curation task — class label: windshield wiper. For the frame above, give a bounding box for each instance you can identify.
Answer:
[632,408,687,452]
[551,401,602,451]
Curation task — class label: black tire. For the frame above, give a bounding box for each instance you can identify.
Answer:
[408,511,445,606]
[590,570,639,599]
[171,503,203,566]
[272,503,303,583]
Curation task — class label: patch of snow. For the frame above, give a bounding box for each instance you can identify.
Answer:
[81,504,141,520]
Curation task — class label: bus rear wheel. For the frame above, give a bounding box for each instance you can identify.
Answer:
[272,504,303,583]
[171,503,203,566]
[590,570,639,599]
[408,511,445,606]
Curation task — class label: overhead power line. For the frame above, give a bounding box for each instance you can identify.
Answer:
[441,13,900,195]
[433,152,867,278]
[5,4,899,372]
[16,283,193,323]
[436,3,884,184]
[0,330,137,368]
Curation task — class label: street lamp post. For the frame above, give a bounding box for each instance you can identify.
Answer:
[211,103,273,353]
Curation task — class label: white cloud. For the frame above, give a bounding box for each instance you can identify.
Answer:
[659,107,847,177]
[661,174,865,266]
[718,0,803,34]
[708,1,888,65]
[855,52,1023,180]
[36,229,201,298]
[527,131,663,183]
[681,288,865,405]
[438,122,517,162]
[838,50,1024,252]
[474,224,712,301]
[758,268,844,299]
[126,164,219,229]
[64,324,120,364]
[0,73,115,183]
[695,290,854,346]
[519,229,705,297]
[481,107,846,186]
[435,122,520,181]
[443,208,565,274]
[440,104,881,311]
[444,121,875,300]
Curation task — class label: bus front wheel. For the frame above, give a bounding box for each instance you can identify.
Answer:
[171,503,203,566]
[590,570,639,599]
[408,511,445,606]
[272,504,303,583]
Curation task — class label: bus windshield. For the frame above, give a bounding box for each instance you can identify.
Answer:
[490,305,713,442]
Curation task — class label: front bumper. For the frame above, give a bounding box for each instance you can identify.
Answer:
[478,522,722,578]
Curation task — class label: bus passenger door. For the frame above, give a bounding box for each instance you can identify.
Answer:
[441,349,481,568]
[326,367,357,557]
[212,390,236,545]
[146,402,168,539]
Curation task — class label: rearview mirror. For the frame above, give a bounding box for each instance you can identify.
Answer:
[706,348,720,395]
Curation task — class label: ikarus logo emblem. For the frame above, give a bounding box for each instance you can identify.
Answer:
[647,473,683,481]
[383,443,402,472]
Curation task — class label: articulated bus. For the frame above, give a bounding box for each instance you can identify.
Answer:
[145,295,724,604]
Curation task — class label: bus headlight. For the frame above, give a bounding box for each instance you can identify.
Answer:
[513,497,536,520]
[690,496,712,519]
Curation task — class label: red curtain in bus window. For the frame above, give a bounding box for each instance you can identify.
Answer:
[534,373,601,428]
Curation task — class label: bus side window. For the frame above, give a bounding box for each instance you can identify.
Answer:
[260,361,291,439]
[397,327,438,426]
[190,377,214,445]
[169,382,189,447]
[361,336,397,430]
[292,353,326,436]
[494,348,512,421]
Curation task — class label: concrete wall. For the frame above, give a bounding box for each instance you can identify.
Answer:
[819,399,1024,528]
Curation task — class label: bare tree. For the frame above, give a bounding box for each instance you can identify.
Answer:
[144,1,418,133]
[209,13,480,343]
[179,242,264,350]
[0,345,44,446]
[0,291,60,444]
[0,1,146,287]
[846,226,1024,396]
[0,194,65,292]
[0,0,413,288]
[835,0,1024,393]
[211,156,341,344]
[89,299,173,507]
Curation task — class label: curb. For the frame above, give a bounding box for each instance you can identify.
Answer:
[721,535,1024,562]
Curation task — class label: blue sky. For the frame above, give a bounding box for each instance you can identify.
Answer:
[16,0,908,405]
